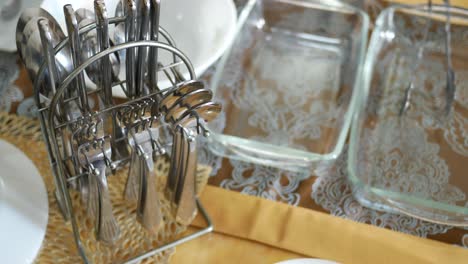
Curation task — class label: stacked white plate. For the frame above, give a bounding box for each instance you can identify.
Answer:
[0,140,48,263]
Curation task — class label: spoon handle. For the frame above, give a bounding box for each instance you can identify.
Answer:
[64,5,90,113]
[173,127,189,206]
[137,151,163,233]
[166,125,182,203]
[175,129,197,225]
[149,0,161,92]
[136,0,151,97]
[96,1,130,160]
[94,160,120,244]
[124,0,137,99]
[125,147,141,202]
[94,0,112,106]
[87,163,98,218]
[37,19,60,114]
[38,19,79,187]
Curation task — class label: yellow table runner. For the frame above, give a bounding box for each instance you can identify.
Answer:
[171,186,468,264]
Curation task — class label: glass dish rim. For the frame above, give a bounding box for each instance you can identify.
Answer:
[207,0,370,168]
[347,3,468,223]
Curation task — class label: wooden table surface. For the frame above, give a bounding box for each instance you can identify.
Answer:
[4,1,468,263]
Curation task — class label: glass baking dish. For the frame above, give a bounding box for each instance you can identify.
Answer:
[348,4,468,226]
[207,0,369,171]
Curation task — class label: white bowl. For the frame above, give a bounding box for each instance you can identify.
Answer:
[158,0,237,89]
[40,0,237,98]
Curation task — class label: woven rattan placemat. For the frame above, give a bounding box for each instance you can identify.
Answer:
[0,113,211,263]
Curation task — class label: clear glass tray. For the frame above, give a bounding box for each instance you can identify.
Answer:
[207,0,369,171]
[348,4,468,226]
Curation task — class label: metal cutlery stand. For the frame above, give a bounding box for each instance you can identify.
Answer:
[30,4,214,264]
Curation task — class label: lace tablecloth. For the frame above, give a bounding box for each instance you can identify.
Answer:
[201,0,467,248]
[1,0,467,252]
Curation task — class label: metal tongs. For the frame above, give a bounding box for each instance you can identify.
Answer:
[399,0,456,117]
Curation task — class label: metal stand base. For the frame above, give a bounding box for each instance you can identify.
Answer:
[123,199,213,264]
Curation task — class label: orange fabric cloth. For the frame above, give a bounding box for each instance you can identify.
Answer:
[171,228,306,264]
[172,186,468,264]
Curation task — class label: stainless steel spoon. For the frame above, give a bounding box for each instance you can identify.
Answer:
[134,126,163,233]
[164,89,213,122]
[75,8,121,87]
[173,127,197,225]
[64,4,92,206]
[95,1,130,161]
[16,8,72,96]
[136,0,151,97]
[123,0,137,98]
[159,80,205,111]
[172,102,221,224]
[165,125,184,204]
[149,0,161,92]
[64,5,90,114]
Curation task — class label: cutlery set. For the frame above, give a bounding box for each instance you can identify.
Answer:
[16,0,220,259]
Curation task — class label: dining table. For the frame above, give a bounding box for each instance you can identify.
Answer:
[1,0,468,263]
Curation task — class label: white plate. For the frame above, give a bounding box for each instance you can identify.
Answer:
[0,0,44,51]
[276,259,340,264]
[0,139,49,263]
[40,0,237,98]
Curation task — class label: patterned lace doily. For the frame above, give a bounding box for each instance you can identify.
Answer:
[312,145,453,237]
[199,0,468,247]
[220,159,307,206]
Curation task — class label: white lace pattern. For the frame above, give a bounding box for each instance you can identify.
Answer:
[313,145,452,237]
[220,159,307,206]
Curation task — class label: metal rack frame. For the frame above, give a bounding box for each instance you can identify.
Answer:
[33,15,214,264]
